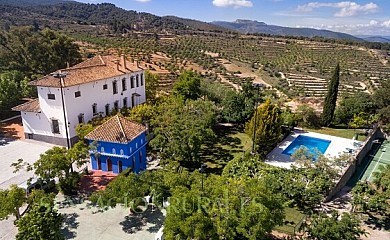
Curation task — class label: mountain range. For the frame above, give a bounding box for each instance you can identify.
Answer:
[212,19,362,41]
[355,35,390,43]
[0,0,387,42]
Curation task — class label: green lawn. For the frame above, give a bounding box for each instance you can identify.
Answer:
[200,124,252,173]
[275,207,306,235]
[305,127,366,140]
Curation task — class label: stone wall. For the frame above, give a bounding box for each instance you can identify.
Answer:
[325,127,385,201]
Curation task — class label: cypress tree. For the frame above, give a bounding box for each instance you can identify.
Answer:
[321,64,340,126]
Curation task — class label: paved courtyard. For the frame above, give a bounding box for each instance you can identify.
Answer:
[0,138,57,240]
[57,194,164,240]
[266,129,360,168]
[0,139,57,189]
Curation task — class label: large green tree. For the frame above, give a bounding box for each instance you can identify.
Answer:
[144,70,159,102]
[305,211,366,240]
[150,97,217,164]
[334,92,375,125]
[172,70,201,101]
[164,174,285,239]
[0,185,26,220]
[321,63,340,126]
[0,71,32,118]
[16,202,63,240]
[245,98,283,154]
[0,26,81,77]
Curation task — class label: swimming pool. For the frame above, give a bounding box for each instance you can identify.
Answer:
[282,135,331,159]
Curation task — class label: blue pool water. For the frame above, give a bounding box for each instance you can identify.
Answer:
[282,135,331,159]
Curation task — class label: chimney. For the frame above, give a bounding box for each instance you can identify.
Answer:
[121,54,126,70]
[114,59,119,71]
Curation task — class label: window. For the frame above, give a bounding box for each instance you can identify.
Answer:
[123,97,127,108]
[130,76,134,88]
[120,149,124,155]
[92,103,97,115]
[105,104,110,116]
[103,84,108,90]
[141,139,143,144]
[52,119,60,134]
[75,91,81,98]
[78,113,84,124]
[101,147,105,153]
[136,143,138,149]
[130,147,132,153]
[112,81,118,94]
[140,73,144,86]
[136,75,139,87]
[114,101,119,110]
[122,78,127,91]
[112,148,116,154]
[48,93,55,100]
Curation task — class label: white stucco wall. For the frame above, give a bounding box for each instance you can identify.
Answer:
[20,70,146,143]
[21,111,60,137]
[35,86,69,139]
[63,71,146,138]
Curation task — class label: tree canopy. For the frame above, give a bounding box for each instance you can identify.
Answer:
[0,26,81,77]
[245,98,283,154]
[0,185,26,220]
[305,211,366,240]
[150,97,217,165]
[172,70,201,101]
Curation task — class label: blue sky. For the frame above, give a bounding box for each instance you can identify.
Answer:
[80,0,390,36]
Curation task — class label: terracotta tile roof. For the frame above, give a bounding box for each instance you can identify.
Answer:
[85,115,147,144]
[30,55,143,88]
[12,99,41,113]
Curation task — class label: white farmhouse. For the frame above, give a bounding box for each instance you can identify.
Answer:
[12,55,146,146]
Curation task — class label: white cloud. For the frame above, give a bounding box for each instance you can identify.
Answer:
[296,19,390,35]
[212,0,253,8]
[135,0,151,2]
[382,20,390,28]
[297,1,378,17]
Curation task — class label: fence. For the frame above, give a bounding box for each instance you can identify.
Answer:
[325,127,385,201]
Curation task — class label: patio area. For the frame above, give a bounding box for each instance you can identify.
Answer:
[266,129,361,169]
[78,170,118,196]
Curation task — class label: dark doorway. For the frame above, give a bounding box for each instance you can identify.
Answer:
[27,134,33,139]
[107,158,113,171]
[97,158,102,170]
[118,160,123,173]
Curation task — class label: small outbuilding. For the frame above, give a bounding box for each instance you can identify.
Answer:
[85,115,147,174]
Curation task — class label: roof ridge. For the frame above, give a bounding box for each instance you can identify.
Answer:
[116,115,128,142]
[66,55,106,71]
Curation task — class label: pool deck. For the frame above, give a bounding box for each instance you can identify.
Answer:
[266,129,361,169]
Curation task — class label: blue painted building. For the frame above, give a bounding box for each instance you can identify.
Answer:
[85,115,147,174]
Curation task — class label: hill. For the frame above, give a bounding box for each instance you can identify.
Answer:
[357,36,390,43]
[0,0,72,6]
[0,0,230,34]
[212,19,362,41]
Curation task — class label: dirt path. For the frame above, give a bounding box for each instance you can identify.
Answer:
[217,73,241,91]
[218,58,271,88]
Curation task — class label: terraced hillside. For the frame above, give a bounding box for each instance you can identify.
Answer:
[75,33,389,97]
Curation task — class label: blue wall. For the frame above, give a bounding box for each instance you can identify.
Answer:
[89,132,147,174]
